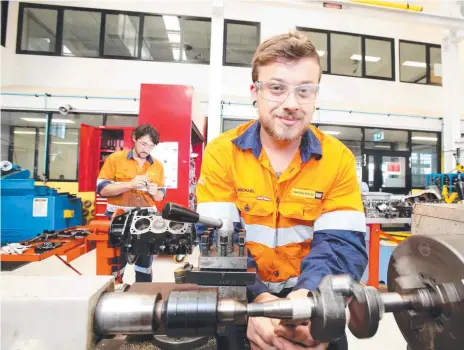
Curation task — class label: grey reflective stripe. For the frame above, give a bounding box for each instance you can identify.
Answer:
[197,202,240,222]
[245,224,313,248]
[134,265,152,274]
[264,276,298,293]
[277,225,314,246]
[106,204,157,213]
[314,211,367,232]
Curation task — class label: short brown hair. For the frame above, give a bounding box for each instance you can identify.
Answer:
[132,123,160,145]
[251,30,322,82]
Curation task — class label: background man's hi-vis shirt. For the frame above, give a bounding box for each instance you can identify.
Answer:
[97,149,166,216]
[196,121,368,301]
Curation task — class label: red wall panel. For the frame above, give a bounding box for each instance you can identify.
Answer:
[138,84,193,208]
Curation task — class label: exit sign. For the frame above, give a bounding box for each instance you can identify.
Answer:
[373,132,384,141]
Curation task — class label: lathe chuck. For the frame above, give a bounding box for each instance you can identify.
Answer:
[387,234,464,350]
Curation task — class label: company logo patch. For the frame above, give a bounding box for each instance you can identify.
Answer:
[237,187,255,194]
[256,196,271,201]
[291,188,324,200]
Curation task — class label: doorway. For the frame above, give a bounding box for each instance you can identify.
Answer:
[364,150,410,194]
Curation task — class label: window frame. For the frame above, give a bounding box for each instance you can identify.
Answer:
[223,19,261,68]
[16,2,211,65]
[1,109,137,182]
[296,27,395,82]
[399,39,441,86]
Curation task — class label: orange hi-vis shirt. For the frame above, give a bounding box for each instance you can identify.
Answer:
[97,149,165,215]
[196,121,368,299]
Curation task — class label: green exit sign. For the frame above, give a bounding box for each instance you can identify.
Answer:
[373,132,384,141]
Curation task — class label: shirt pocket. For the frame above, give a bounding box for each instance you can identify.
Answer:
[236,194,274,217]
[278,199,322,221]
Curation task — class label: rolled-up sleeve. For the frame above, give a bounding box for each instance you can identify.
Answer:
[293,149,368,292]
[97,154,116,196]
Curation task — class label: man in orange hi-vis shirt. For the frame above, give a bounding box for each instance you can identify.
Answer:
[97,123,166,282]
[196,31,367,350]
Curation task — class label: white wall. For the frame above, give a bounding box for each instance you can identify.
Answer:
[1,0,463,135]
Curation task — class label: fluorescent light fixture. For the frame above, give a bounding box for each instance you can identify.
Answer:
[167,33,181,43]
[411,136,438,141]
[21,118,75,124]
[373,145,391,149]
[350,54,381,62]
[52,142,78,145]
[317,50,325,56]
[14,131,45,135]
[323,130,341,135]
[63,45,72,55]
[163,15,180,31]
[402,61,426,68]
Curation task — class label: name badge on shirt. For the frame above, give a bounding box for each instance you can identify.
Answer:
[291,188,323,200]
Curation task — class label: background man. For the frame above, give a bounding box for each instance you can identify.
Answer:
[97,123,166,282]
[196,31,368,350]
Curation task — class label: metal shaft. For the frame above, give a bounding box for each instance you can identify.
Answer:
[198,215,223,228]
[247,298,315,320]
[94,292,163,335]
[380,292,414,313]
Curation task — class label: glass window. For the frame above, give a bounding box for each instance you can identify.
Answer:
[224,20,260,66]
[222,118,251,132]
[183,18,211,63]
[365,129,409,151]
[298,29,328,72]
[330,33,362,77]
[106,115,138,126]
[411,131,438,188]
[49,113,103,180]
[21,7,58,52]
[365,38,393,79]
[429,46,442,86]
[142,15,181,61]
[0,111,48,179]
[104,14,140,57]
[62,10,101,57]
[400,41,426,84]
[319,125,362,181]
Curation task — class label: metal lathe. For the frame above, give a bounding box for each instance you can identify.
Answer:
[1,203,464,350]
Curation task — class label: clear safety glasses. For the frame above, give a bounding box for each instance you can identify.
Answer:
[255,80,319,104]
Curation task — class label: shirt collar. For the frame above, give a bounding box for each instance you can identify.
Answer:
[231,122,322,162]
[127,148,154,164]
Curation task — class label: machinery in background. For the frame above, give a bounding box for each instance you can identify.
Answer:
[426,147,464,204]
[362,189,441,219]
[0,161,83,244]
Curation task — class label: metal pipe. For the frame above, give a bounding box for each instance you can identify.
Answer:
[350,0,422,12]
[1,92,139,101]
[314,0,464,29]
[94,292,161,335]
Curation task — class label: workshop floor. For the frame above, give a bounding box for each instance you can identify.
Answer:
[4,248,407,350]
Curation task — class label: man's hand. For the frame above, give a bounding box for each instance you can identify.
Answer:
[247,293,284,350]
[273,289,329,350]
[147,182,158,197]
[130,175,149,189]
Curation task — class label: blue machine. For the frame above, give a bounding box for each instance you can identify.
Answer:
[0,162,83,244]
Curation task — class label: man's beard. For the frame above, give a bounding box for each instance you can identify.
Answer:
[135,149,148,159]
[261,115,307,142]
